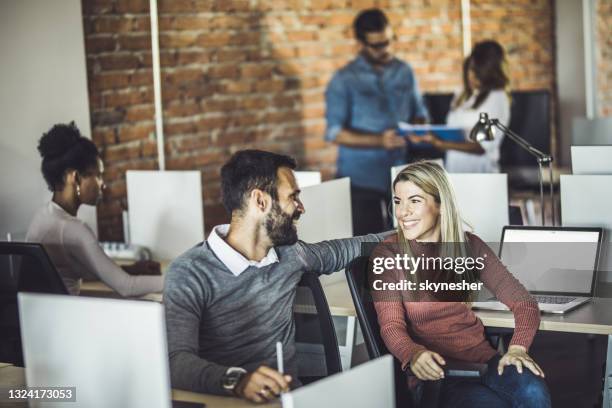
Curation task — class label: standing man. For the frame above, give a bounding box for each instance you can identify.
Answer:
[164,150,387,403]
[325,8,429,235]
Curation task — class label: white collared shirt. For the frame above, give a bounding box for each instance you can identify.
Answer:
[207,224,279,276]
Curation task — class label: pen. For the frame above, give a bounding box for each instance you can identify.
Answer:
[276,341,284,374]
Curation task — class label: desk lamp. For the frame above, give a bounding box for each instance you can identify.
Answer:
[469,112,555,226]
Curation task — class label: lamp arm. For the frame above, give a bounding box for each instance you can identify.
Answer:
[489,119,552,162]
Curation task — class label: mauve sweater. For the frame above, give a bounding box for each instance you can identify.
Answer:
[373,233,540,370]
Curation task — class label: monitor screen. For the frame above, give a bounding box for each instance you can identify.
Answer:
[500,228,601,295]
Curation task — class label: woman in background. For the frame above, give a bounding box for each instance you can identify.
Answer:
[26,122,163,296]
[412,40,511,173]
[373,161,550,407]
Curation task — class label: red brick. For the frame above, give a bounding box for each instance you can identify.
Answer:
[207,65,240,79]
[159,32,199,48]
[118,34,151,51]
[86,36,117,53]
[240,63,274,78]
[118,123,154,143]
[97,54,142,71]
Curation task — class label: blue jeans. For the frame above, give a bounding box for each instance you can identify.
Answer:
[440,355,551,408]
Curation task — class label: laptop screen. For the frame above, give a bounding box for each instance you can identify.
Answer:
[500,228,601,295]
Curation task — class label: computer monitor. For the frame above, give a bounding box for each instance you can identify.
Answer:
[18,293,171,408]
[571,146,612,175]
[500,226,602,296]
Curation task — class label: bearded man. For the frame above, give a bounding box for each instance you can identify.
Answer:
[164,150,386,403]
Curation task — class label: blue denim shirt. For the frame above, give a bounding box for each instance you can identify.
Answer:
[325,55,428,192]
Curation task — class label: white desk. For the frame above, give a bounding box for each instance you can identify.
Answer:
[0,365,279,408]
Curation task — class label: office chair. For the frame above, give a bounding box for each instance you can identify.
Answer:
[294,272,342,384]
[0,242,68,366]
[345,256,489,408]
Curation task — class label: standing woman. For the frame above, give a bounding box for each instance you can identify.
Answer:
[412,40,511,173]
[26,122,163,297]
[373,161,550,407]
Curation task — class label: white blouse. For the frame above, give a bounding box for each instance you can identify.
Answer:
[26,201,163,296]
[445,89,511,173]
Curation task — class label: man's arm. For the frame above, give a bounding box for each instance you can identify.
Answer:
[295,232,393,275]
[335,128,406,149]
[164,262,229,395]
[407,66,429,123]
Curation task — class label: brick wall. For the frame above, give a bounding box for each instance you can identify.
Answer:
[82,0,556,241]
[597,0,612,117]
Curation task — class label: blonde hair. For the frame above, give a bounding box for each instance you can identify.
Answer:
[393,161,478,295]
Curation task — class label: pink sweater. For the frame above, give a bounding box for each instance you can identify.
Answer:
[373,233,540,370]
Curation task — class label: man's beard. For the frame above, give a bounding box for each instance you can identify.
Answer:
[361,50,391,67]
[265,200,300,246]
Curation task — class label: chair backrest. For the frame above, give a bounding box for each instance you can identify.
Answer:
[501,90,551,167]
[345,257,416,407]
[423,93,454,125]
[0,242,68,365]
[294,272,342,381]
[345,256,387,359]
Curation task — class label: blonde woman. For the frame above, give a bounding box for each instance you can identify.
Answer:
[373,161,550,407]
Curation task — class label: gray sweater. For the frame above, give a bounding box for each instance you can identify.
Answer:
[164,234,383,395]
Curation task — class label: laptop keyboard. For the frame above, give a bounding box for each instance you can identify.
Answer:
[533,295,576,304]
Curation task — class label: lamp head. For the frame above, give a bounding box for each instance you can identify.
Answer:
[469,112,495,142]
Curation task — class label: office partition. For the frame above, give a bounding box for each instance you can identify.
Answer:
[126,171,204,260]
[571,146,612,175]
[294,171,322,188]
[561,175,612,282]
[297,177,352,285]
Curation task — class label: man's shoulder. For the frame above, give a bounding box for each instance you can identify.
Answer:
[389,57,414,74]
[334,56,367,77]
[166,242,222,281]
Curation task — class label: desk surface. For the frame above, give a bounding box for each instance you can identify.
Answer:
[79,260,169,301]
[320,278,612,335]
[81,266,612,336]
[0,365,279,408]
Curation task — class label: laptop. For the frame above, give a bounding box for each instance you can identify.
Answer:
[18,293,177,408]
[472,226,603,314]
[281,355,394,408]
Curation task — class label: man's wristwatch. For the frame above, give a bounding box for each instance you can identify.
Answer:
[222,367,247,393]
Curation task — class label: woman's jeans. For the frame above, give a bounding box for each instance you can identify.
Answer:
[439,355,551,408]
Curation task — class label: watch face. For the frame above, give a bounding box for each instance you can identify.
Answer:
[222,369,245,390]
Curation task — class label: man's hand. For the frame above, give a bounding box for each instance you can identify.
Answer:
[234,366,292,403]
[410,349,446,381]
[498,345,545,377]
[381,129,406,150]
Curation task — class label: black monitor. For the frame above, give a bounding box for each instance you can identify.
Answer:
[0,242,68,366]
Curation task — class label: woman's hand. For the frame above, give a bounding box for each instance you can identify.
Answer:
[123,260,161,276]
[498,345,545,377]
[410,349,446,381]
